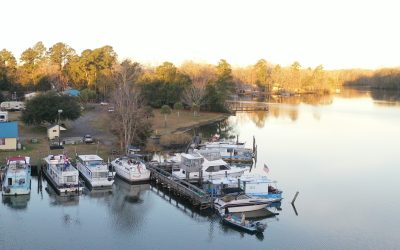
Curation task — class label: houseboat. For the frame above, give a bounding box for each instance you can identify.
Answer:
[172,153,249,182]
[197,139,254,163]
[208,174,283,201]
[76,154,114,189]
[2,156,31,196]
[43,154,82,195]
[110,157,150,183]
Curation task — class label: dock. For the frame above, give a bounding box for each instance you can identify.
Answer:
[146,162,212,209]
[226,100,269,112]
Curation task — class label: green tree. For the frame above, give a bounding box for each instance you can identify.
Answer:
[21,91,81,125]
[160,105,172,127]
[48,42,76,89]
[254,59,272,93]
[173,102,183,117]
[0,49,17,90]
[79,88,97,103]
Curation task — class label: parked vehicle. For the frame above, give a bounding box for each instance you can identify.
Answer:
[0,101,25,111]
[83,134,94,144]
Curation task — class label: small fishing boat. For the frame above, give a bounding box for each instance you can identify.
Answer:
[2,156,31,196]
[222,214,266,234]
[76,154,114,189]
[43,154,83,196]
[111,157,150,183]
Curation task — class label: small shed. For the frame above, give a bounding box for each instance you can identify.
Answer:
[47,124,66,140]
[0,121,18,150]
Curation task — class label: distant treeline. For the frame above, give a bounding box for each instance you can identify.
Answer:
[1,41,398,111]
[344,68,400,90]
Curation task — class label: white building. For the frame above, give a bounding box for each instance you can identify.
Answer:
[47,124,66,140]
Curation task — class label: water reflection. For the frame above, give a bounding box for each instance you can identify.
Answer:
[45,183,80,207]
[2,195,30,210]
[107,178,150,232]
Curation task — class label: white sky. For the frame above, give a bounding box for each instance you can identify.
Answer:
[1,0,399,69]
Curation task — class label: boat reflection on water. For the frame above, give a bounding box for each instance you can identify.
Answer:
[107,178,151,232]
[45,182,79,207]
[2,194,30,209]
[113,177,149,204]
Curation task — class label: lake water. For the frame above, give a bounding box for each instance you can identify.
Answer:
[1,89,400,249]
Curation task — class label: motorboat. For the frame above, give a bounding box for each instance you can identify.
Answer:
[222,214,266,234]
[214,192,272,213]
[171,153,249,182]
[43,154,83,195]
[2,156,31,196]
[76,154,114,189]
[110,157,150,183]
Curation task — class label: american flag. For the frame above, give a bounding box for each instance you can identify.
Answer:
[264,163,269,174]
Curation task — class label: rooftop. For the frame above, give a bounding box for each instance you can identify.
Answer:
[0,121,18,138]
[78,155,103,162]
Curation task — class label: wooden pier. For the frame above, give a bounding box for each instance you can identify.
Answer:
[147,163,212,209]
[226,100,269,112]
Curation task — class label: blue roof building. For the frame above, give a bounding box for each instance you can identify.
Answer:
[0,121,18,150]
[63,89,80,97]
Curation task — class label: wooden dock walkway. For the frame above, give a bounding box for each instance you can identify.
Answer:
[226,100,269,112]
[146,163,212,209]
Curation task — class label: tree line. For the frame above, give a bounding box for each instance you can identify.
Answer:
[2,42,399,109]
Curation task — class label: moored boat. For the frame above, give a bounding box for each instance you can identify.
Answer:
[111,157,150,183]
[76,154,114,189]
[172,153,249,182]
[1,156,31,196]
[43,154,83,195]
[214,193,272,213]
[222,214,266,234]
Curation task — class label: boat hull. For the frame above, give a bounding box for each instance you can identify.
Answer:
[2,186,31,196]
[43,170,82,196]
[115,171,151,184]
[79,171,114,189]
[225,203,269,213]
[222,216,266,234]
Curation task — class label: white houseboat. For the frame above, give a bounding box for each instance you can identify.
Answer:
[197,139,254,163]
[172,153,249,182]
[43,154,82,195]
[110,157,150,183]
[76,155,114,189]
[2,156,31,196]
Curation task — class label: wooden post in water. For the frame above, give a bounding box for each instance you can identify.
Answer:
[291,191,299,205]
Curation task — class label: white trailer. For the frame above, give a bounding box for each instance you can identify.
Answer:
[0,111,8,122]
[0,101,25,111]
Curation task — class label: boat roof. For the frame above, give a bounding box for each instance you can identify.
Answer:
[8,156,30,164]
[181,153,203,160]
[43,154,69,164]
[203,158,228,167]
[78,155,103,161]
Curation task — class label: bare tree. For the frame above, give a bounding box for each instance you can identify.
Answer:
[111,60,152,153]
[180,62,215,116]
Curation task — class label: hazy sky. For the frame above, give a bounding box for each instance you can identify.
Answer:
[2,0,399,69]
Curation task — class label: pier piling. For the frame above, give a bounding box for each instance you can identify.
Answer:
[291,191,299,205]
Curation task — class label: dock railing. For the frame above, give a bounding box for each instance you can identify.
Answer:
[147,163,212,209]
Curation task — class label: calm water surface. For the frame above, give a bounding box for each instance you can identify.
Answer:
[1,90,400,249]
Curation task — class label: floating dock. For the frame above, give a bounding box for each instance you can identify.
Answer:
[147,163,212,209]
[226,100,269,112]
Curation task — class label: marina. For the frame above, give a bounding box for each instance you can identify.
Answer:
[1,93,400,249]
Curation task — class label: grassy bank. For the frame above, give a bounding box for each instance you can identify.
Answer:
[0,107,228,164]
